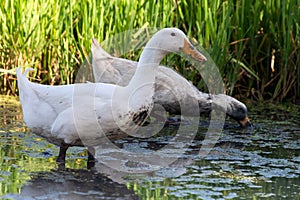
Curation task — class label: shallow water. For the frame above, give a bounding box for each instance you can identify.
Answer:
[0,95,300,199]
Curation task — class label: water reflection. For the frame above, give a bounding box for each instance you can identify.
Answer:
[5,168,139,200]
[0,96,25,133]
[1,96,300,199]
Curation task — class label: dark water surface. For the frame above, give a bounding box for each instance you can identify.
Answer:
[0,95,299,199]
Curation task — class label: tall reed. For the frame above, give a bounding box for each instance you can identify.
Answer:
[0,0,299,102]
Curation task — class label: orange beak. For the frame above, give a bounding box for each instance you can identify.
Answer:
[239,116,252,127]
[180,38,207,62]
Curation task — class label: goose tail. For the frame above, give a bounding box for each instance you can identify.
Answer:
[16,67,34,91]
[16,67,37,106]
[91,38,121,83]
[16,67,34,82]
[91,38,112,59]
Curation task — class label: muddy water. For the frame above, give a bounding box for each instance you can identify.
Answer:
[0,95,299,199]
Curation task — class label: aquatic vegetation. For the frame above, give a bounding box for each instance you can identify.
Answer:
[0,96,89,196]
[1,96,300,199]
[0,0,299,102]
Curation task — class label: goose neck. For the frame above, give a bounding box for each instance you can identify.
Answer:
[127,47,165,89]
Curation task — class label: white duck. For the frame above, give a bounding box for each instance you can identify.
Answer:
[17,28,207,163]
[92,39,251,127]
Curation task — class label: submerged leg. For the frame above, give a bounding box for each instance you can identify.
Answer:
[56,142,70,163]
[87,147,96,169]
[87,147,96,162]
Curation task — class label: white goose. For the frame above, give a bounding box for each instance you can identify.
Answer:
[17,28,207,163]
[92,39,251,127]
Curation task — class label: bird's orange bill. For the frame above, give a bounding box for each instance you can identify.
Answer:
[181,38,207,62]
[239,116,252,127]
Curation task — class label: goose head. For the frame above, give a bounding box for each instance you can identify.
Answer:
[225,95,252,127]
[144,28,207,63]
[212,94,251,128]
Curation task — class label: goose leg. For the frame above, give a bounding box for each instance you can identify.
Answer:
[150,112,181,126]
[87,147,96,162]
[87,147,96,169]
[56,142,70,163]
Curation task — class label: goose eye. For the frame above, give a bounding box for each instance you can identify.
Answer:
[171,32,176,37]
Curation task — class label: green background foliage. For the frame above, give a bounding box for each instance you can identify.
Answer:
[0,0,299,102]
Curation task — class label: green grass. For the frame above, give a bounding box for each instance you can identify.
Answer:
[0,0,299,102]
